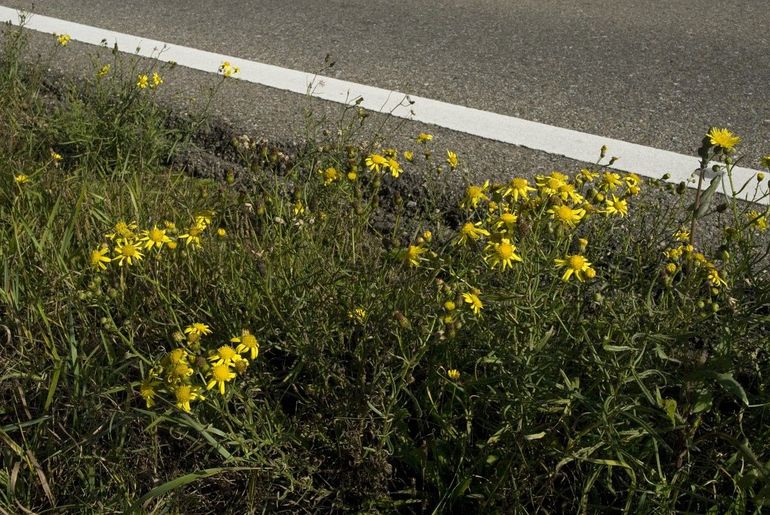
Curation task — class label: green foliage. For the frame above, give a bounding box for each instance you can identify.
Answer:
[2,23,770,514]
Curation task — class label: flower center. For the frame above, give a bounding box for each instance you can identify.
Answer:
[497,242,514,259]
[212,364,231,381]
[568,255,587,270]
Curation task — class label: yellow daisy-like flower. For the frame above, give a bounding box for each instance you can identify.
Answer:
[136,74,149,89]
[446,150,458,169]
[105,220,138,241]
[167,362,194,382]
[416,132,433,143]
[462,291,483,315]
[139,378,158,408]
[673,229,690,242]
[707,127,740,151]
[600,172,623,192]
[604,195,628,217]
[403,150,414,162]
[402,245,428,267]
[207,364,236,395]
[461,181,490,210]
[218,61,239,77]
[113,240,143,266]
[179,223,205,247]
[707,267,727,288]
[484,238,523,270]
[14,174,30,184]
[664,245,684,260]
[321,166,340,185]
[747,210,768,231]
[387,158,402,178]
[554,254,594,282]
[558,182,585,204]
[167,347,189,366]
[216,228,227,238]
[97,64,110,78]
[90,246,112,270]
[151,72,163,88]
[184,323,212,338]
[55,34,71,46]
[495,211,518,232]
[293,200,305,216]
[209,345,244,366]
[447,369,461,381]
[536,172,567,197]
[141,225,173,250]
[665,262,678,275]
[548,205,586,228]
[455,221,491,245]
[505,177,536,202]
[577,168,599,182]
[50,151,63,162]
[174,384,204,413]
[231,330,260,360]
[365,153,388,173]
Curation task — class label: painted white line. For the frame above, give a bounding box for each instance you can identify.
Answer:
[0,6,766,203]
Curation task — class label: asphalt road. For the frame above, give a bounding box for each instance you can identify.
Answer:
[2,0,769,177]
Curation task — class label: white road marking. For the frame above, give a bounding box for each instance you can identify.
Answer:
[0,6,766,203]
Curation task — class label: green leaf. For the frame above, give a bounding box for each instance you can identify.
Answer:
[131,467,253,511]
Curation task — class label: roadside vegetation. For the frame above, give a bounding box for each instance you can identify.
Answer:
[2,22,770,513]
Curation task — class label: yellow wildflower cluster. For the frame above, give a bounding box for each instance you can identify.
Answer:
[662,236,728,290]
[139,324,261,412]
[90,213,219,271]
[137,71,163,90]
[452,168,641,278]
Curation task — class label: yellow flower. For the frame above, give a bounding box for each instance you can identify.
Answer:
[216,228,227,238]
[365,153,388,173]
[321,166,340,185]
[174,384,203,412]
[462,292,483,315]
[55,34,71,46]
[600,172,623,192]
[403,245,427,267]
[707,127,740,151]
[403,150,414,162]
[761,156,770,169]
[166,348,189,366]
[387,158,402,178]
[604,195,628,217]
[443,300,456,311]
[139,379,158,408]
[347,170,358,181]
[14,174,30,184]
[231,330,260,360]
[113,240,143,266]
[536,172,567,197]
[422,230,433,242]
[665,263,678,274]
[184,323,212,338]
[207,364,236,395]
[416,132,433,143]
[90,246,112,270]
[97,64,110,78]
[447,369,461,381]
[558,182,584,204]
[167,362,194,382]
[673,229,690,242]
[348,307,367,324]
[554,254,594,282]
[209,345,244,366]
[179,223,206,247]
[461,181,490,210]
[136,74,149,89]
[707,267,727,288]
[548,205,586,228]
[141,226,173,250]
[446,150,458,169]
[105,220,138,241]
[218,61,239,77]
[151,72,163,88]
[50,151,63,162]
[505,177,536,202]
[293,200,305,216]
[577,168,599,182]
[747,210,768,231]
[664,245,684,260]
[455,221,490,245]
[484,238,523,270]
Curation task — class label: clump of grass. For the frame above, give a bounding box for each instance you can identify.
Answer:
[2,22,770,513]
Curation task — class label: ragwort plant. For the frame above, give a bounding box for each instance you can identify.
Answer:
[2,22,770,513]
